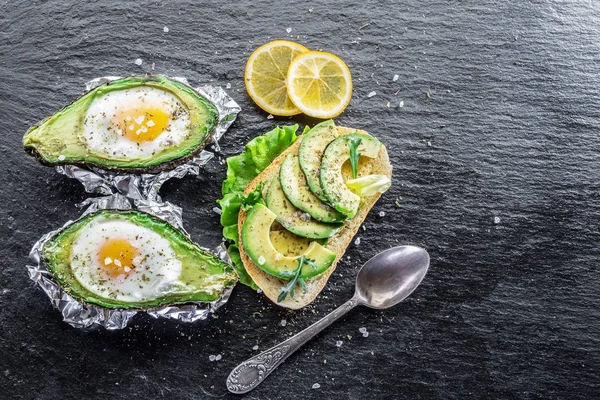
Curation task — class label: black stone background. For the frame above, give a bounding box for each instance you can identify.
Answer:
[0,1,598,399]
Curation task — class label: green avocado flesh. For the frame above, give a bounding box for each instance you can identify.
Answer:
[298,120,340,203]
[270,230,313,256]
[280,154,345,223]
[42,210,237,309]
[320,133,382,219]
[241,204,336,280]
[23,76,219,173]
[265,177,342,239]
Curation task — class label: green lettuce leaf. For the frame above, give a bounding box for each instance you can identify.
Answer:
[217,125,306,289]
[222,125,301,195]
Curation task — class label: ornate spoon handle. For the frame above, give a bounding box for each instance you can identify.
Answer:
[226,297,360,394]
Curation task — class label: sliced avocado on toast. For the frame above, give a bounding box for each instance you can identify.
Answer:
[264,177,342,239]
[229,123,392,309]
[298,120,340,202]
[241,204,336,280]
[319,132,383,219]
[280,154,345,223]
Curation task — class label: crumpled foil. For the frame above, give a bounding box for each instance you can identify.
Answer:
[26,194,235,330]
[55,76,241,202]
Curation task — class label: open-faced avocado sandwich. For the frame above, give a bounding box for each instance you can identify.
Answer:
[23,75,218,173]
[218,120,392,309]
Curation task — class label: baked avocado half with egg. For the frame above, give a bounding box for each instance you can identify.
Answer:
[236,122,392,309]
[43,210,237,309]
[23,76,218,173]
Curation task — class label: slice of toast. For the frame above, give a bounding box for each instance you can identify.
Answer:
[237,127,392,309]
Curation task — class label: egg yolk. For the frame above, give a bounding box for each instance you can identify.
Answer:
[113,106,170,142]
[97,239,138,277]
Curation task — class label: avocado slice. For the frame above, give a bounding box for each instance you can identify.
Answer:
[280,154,345,223]
[265,177,342,239]
[242,204,336,280]
[298,120,340,202]
[320,133,382,218]
[42,210,237,309]
[270,230,313,256]
[23,76,219,173]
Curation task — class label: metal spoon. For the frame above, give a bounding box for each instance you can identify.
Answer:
[226,245,430,394]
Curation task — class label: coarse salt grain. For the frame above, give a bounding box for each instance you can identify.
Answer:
[379,211,385,217]
[355,237,361,246]
[163,26,169,33]
[393,74,399,82]
[359,327,367,334]
[399,100,404,107]
[280,319,287,327]
[336,340,343,347]
[267,114,274,119]
[286,27,292,33]
[258,256,266,265]
[252,345,259,350]
[367,91,377,98]
[312,383,321,389]
[494,216,501,224]
[134,58,143,66]
[58,155,65,161]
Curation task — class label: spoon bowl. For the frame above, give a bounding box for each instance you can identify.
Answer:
[355,245,430,309]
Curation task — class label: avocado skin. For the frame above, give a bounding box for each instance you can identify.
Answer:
[42,210,237,310]
[23,75,219,174]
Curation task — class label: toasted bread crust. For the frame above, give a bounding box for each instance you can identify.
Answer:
[238,126,392,309]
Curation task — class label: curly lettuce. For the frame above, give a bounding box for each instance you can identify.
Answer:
[217,125,308,289]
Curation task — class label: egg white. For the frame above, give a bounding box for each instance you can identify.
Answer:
[81,86,191,159]
[70,216,184,302]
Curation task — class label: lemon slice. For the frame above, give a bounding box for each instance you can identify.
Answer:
[286,51,353,118]
[245,40,309,116]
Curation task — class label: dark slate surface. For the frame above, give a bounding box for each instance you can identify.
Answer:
[1,1,598,399]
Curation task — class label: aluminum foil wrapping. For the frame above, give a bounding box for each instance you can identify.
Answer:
[26,76,240,329]
[55,76,241,202]
[26,194,236,330]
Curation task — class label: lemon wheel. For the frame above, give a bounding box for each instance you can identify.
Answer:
[286,51,353,118]
[245,40,309,116]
